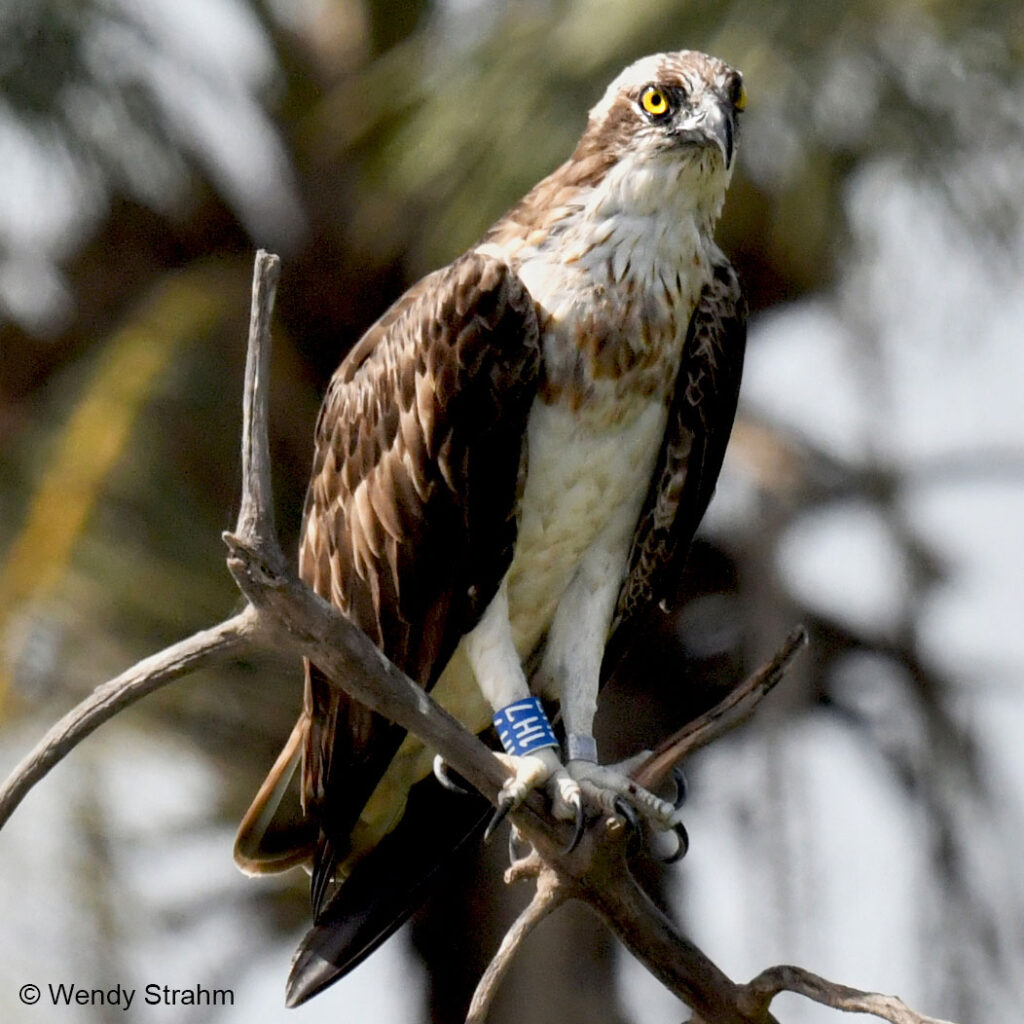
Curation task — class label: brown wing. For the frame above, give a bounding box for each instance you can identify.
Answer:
[604,253,746,673]
[299,252,540,910]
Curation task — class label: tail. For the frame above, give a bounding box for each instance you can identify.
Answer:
[286,774,490,1007]
[234,716,318,875]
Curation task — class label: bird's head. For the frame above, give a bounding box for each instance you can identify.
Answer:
[572,50,745,221]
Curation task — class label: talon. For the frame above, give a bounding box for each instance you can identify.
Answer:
[484,795,514,842]
[433,754,471,795]
[571,760,682,836]
[562,797,585,854]
[612,796,641,836]
[671,766,688,810]
[660,820,690,863]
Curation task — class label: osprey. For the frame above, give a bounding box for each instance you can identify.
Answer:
[236,50,747,1004]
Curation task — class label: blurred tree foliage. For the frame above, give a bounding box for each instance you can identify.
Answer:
[1,1,1022,1022]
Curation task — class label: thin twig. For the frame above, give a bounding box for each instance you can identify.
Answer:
[235,249,282,555]
[738,965,959,1024]
[632,625,807,793]
[466,868,567,1024]
[0,607,259,829]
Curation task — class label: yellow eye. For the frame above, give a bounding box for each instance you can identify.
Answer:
[735,83,748,112]
[640,86,670,118]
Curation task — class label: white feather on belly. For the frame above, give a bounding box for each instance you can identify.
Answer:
[505,395,667,660]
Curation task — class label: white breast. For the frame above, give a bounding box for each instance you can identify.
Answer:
[504,395,667,657]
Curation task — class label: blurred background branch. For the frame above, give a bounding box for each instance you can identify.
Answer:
[1,2,1023,1022]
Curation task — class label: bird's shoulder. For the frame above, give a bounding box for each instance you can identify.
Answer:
[304,252,540,519]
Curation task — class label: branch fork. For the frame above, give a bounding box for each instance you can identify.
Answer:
[0,251,957,1024]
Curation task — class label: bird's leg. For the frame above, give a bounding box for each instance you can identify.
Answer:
[464,583,582,833]
[539,548,685,838]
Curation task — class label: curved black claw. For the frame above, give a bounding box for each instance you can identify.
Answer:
[671,766,689,810]
[660,820,690,864]
[432,755,471,796]
[561,799,586,855]
[484,795,514,843]
[612,796,642,837]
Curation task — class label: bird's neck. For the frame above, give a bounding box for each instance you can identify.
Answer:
[485,151,729,294]
[587,149,730,236]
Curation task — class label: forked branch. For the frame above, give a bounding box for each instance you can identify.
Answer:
[734,965,960,1024]
[0,251,959,1024]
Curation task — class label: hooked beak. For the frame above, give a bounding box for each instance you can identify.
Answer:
[701,99,736,168]
[673,96,737,169]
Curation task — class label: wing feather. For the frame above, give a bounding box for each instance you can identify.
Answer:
[604,252,746,672]
[296,252,540,911]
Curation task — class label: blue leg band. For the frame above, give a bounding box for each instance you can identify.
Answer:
[493,696,559,757]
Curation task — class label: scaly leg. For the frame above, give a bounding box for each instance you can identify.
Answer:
[463,582,582,830]
[539,543,685,835]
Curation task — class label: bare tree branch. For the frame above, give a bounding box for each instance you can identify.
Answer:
[234,250,284,563]
[736,965,960,1024]
[0,251,960,1024]
[466,866,567,1024]
[0,607,258,829]
[583,845,775,1024]
[632,625,808,793]
[222,525,535,820]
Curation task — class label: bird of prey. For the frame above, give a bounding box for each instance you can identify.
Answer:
[235,49,747,1005]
